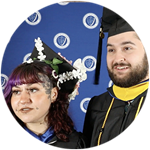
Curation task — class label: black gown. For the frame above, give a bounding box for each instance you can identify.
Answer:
[49,130,88,148]
[83,80,149,147]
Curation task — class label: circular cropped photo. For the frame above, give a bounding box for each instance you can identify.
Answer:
[1,1,149,149]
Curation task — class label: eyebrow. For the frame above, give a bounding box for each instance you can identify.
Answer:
[107,41,135,47]
[121,41,136,46]
[107,43,113,47]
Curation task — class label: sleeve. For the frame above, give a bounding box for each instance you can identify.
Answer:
[76,132,89,148]
[82,96,96,147]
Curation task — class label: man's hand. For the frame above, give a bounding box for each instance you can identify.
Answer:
[58,52,72,65]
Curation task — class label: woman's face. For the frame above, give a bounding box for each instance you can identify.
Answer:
[11,74,58,125]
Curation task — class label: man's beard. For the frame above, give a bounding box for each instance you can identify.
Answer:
[107,54,149,87]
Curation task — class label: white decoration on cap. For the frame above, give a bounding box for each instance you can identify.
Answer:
[56,58,87,101]
[73,59,87,82]
[52,70,58,79]
[35,37,45,53]
[24,37,46,63]
[37,53,46,61]
[26,58,33,64]
[68,87,78,102]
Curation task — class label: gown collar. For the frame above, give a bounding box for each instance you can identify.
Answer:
[24,126,54,143]
[108,79,149,101]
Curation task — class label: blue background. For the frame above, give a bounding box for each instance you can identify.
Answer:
[1,2,110,132]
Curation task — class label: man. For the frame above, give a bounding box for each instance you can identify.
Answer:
[83,7,149,147]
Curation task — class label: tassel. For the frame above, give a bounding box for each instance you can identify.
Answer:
[94,26,104,84]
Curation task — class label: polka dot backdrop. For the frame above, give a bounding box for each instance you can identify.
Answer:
[1,2,111,132]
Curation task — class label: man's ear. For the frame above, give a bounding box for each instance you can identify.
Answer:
[51,87,58,103]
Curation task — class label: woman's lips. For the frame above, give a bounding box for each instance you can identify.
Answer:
[19,107,33,113]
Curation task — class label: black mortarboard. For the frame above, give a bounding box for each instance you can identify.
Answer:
[30,38,74,76]
[26,37,86,97]
[107,15,134,37]
[94,7,134,84]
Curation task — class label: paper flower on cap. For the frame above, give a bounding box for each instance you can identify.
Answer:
[37,53,46,61]
[34,38,46,61]
[68,86,78,101]
[73,58,87,82]
[26,58,33,64]
[67,59,87,101]
[56,59,87,91]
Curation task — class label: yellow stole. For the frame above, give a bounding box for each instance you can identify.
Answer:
[113,81,149,101]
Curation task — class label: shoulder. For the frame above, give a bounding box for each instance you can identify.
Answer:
[49,130,88,148]
[68,130,89,148]
[87,90,112,111]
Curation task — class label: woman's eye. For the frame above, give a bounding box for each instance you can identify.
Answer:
[29,88,38,93]
[12,90,21,95]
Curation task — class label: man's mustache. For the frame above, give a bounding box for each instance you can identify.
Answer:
[112,63,131,68]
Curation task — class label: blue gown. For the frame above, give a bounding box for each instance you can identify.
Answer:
[24,126,54,143]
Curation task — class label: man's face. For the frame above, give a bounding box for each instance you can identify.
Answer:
[107,31,149,87]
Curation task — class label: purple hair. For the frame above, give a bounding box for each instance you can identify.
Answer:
[4,61,56,101]
[4,61,74,142]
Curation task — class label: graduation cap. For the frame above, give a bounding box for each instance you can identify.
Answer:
[25,37,87,100]
[94,7,134,84]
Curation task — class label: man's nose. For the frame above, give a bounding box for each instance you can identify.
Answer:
[114,51,126,63]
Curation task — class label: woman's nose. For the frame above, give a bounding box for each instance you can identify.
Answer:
[19,91,31,105]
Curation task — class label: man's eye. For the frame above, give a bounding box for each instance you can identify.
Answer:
[124,47,131,51]
[108,49,114,53]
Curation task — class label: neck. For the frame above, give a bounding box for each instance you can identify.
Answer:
[25,121,49,136]
[141,75,149,83]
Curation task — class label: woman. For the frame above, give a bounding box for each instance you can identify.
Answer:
[4,38,88,148]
